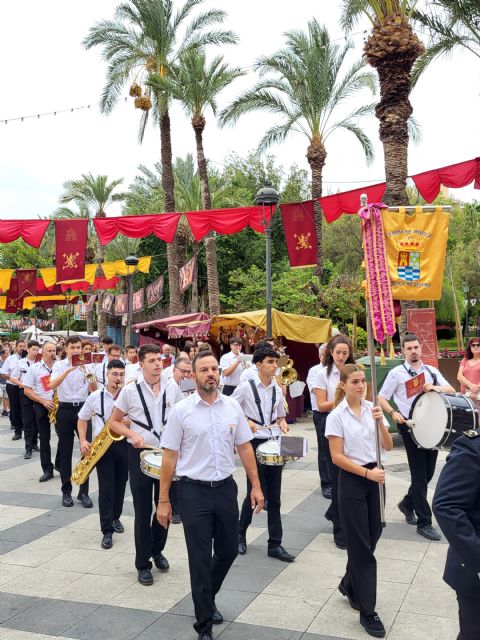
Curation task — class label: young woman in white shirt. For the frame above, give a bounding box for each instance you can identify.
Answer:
[326,364,393,638]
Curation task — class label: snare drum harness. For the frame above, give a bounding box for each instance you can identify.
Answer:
[247,380,276,429]
[129,383,163,443]
[403,364,438,385]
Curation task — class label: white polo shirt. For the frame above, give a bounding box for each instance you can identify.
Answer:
[78,388,116,438]
[1,353,22,386]
[325,398,388,466]
[23,361,54,400]
[379,361,450,417]
[306,363,323,411]
[220,351,243,386]
[161,391,252,481]
[51,359,94,403]
[232,378,285,439]
[114,378,183,447]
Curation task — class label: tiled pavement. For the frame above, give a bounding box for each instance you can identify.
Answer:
[0,415,459,640]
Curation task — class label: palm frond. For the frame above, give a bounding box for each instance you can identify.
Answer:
[328,117,375,164]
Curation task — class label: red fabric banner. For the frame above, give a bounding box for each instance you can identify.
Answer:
[411,158,480,203]
[179,257,196,293]
[146,275,164,308]
[5,278,21,313]
[320,183,387,223]
[17,270,37,297]
[280,201,317,267]
[184,206,270,241]
[59,277,119,293]
[0,220,50,248]
[93,214,181,245]
[55,219,88,282]
[36,279,63,295]
[133,288,144,312]
[114,294,128,316]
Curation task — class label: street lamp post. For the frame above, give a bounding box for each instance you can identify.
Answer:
[463,281,470,341]
[254,184,280,337]
[124,255,139,346]
[65,288,72,337]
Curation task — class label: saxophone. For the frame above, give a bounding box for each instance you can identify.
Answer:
[48,392,59,424]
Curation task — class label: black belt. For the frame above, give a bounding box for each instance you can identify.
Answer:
[180,475,232,487]
[59,401,85,408]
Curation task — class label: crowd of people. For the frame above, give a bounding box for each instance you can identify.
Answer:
[0,332,479,640]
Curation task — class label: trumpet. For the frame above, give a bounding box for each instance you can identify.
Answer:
[81,365,96,384]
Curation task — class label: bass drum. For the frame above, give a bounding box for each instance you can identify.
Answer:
[409,391,478,449]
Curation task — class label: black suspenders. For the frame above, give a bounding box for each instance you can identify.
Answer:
[131,383,160,442]
[403,363,438,386]
[248,379,277,426]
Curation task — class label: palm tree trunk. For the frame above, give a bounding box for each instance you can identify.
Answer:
[193,117,221,315]
[160,109,182,316]
[307,135,327,278]
[190,241,199,312]
[95,232,108,339]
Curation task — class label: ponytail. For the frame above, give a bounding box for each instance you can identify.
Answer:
[334,363,365,407]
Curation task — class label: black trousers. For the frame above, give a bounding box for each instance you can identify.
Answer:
[20,391,37,450]
[398,424,437,528]
[324,434,343,542]
[179,478,238,636]
[7,385,22,436]
[313,411,331,490]
[457,593,480,640]
[222,385,237,396]
[33,403,53,473]
[338,467,383,616]
[128,445,168,571]
[239,438,283,548]
[96,439,128,533]
[57,404,90,496]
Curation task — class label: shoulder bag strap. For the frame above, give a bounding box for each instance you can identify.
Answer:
[248,379,265,425]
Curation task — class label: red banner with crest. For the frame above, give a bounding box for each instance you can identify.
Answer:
[55,220,88,282]
[280,201,317,268]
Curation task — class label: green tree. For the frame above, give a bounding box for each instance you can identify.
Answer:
[220,19,376,276]
[84,0,236,316]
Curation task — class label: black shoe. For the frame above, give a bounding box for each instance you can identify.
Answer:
[322,486,332,499]
[54,464,61,472]
[417,524,441,541]
[398,501,417,526]
[268,545,295,562]
[12,434,22,441]
[39,471,54,483]
[2,410,8,416]
[212,605,223,624]
[62,494,74,507]
[112,518,124,533]
[238,541,247,555]
[335,537,347,550]
[324,510,332,522]
[138,568,153,586]
[264,500,268,511]
[153,553,169,572]
[171,513,182,524]
[101,532,113,549]
[32,444,40,452]
[197,633,213,640]
[360,612,386,637]
[338,580,360,611]
[77,494,93,508]
[24,449,32,460]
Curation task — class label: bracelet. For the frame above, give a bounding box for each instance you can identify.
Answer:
[364,468,368,479]
[389,409,396,417]
[158,500,170,504]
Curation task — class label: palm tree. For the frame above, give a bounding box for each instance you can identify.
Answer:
[341,1,424,205]
[59,174,127,337]
[412,0,480,82]
[219,20,376,275]
[151,49,243,314]
[83,0,237,315]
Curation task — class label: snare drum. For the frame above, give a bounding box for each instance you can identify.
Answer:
[409,391,478,449]
[255,439,298,466]
[140,450,163,479]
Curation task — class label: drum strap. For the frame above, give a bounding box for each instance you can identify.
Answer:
[248,380,276,426]
[403,363,438,385]
[132,383,160,442]
[161,389,167,426]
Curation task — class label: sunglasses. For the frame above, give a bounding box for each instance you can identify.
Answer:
[471,343,480,347]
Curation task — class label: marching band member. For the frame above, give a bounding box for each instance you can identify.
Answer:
[0,339,26,440]
[124,345,140,383]
[220,337,244,396]
[326,364,393,638]
[23,342,57,482]
[379,333,454,540]
[50,336,97,508]
[315,334,356,549]
[94,344,122,389]
[157,350,263,640]
[109,344,183,585]
[78,359,129,549]
[17,340,41,459]
[233,347,294,562]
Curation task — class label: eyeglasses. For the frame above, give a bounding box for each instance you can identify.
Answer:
[175,367,192,374]
[471,343,480,348]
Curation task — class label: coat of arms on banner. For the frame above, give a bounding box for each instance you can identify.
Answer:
[397,250,420,281]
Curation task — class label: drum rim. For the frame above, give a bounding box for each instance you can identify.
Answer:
[409,391,451,449]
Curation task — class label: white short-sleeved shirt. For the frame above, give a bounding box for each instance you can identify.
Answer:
[239,365,258,384]
[161,365,174,386]
[306,363,323,411]
[125,362,141,383]
[316,364,340,403]
[78,388,117,438]
[19,357,36,383]
[94,361,108,388]
[1,353,22,386]
[232,378,285,439]
[114,378,183,447]
[161,391,253,481]
[220,351,243,386]
[325,398,387,466]
[23,361,54,400]
[379,361,450,417]
[51,359,94,403]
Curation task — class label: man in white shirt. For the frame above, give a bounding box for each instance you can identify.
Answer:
[50,336,97,508]
[233,347,294,563]
[379,333,455,541]
[78,359,129,550]
[24,342,57,482]
[124,345,140,383]
[109,344,183,586]
[162,342,175,364]
[0,339,26,440]
[94,344,122,388]
[157,351,263,640]
[17,340,41,459]
[220,336,243,395]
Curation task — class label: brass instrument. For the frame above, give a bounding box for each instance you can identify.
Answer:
[81,365,97,384]
[48,392,59,424]
[276,358,298,386]
[71,420,124,485]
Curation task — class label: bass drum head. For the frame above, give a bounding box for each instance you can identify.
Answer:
[410,392,449,449]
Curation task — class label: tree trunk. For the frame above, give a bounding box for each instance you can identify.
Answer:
[190,241,199,313]
[307,135,327,278]
[193,116,221,315]
[95,229,107,338]
[160,109,182,316]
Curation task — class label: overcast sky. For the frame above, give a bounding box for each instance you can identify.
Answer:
[1,0,479,220]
